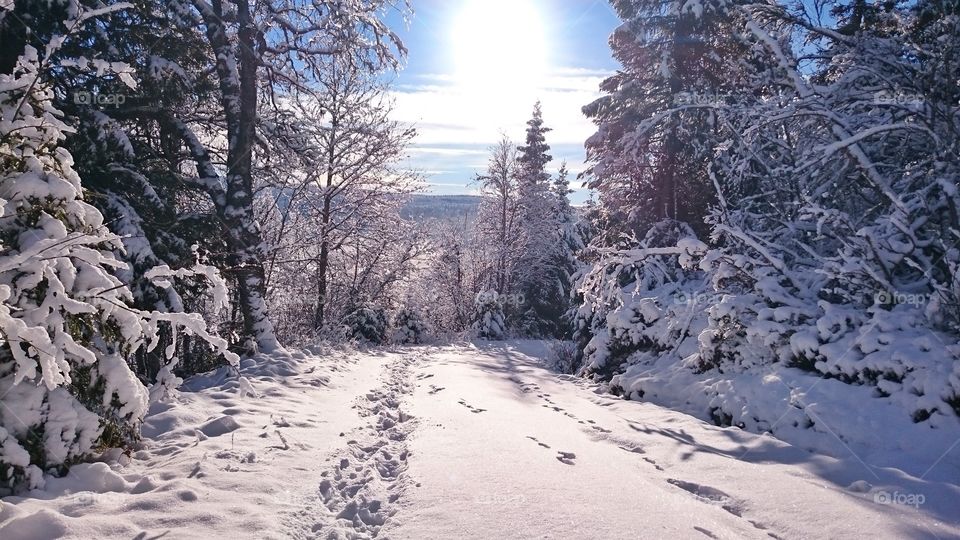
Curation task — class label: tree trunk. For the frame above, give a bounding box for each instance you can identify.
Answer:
[314,103,338,330]
[313,226,331,329]
[222,0,279,352]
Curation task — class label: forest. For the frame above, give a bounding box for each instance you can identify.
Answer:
[0,0,958,538]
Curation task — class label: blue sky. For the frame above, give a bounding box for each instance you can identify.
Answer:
[386,0,621,202]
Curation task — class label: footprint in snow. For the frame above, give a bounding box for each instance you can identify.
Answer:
[667,478,742,517]
[556,451,577,465]
[667,479,730,502]
[643,457,664,471]
[457,399,487,413]
[694,526,720,539]
[526,436,551,449]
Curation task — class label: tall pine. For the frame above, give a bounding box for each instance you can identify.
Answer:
[513,102,568,337]
[583,0,753,241]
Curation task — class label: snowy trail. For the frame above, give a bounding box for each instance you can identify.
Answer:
[287,352,421,538]
[0,349,398,539]
[2,343,959,539]
[386,343,960,540]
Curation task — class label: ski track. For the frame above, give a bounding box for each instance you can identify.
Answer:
[287,353,420,539]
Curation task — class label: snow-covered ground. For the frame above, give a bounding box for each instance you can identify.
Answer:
[2,342,959,539]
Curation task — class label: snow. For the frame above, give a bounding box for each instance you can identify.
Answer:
[3,342,959,539]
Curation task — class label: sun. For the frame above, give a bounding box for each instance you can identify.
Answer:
[450,0,550,97]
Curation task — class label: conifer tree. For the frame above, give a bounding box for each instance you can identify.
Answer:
[513,102,569,337]
[583,0,753,240]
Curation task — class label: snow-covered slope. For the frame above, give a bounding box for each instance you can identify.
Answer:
[0,348,395,539]
[2,343,958,539]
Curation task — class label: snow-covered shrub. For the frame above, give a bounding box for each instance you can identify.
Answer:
[573,0,960,465]
[471,290,506,340]
[0,16,237,492]
[391,307,429,344]
[546,340,579,374]
[578,217,960,426]
[573,221,707,375]
[342,305,388,345]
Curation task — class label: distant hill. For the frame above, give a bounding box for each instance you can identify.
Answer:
[401,194,482,223]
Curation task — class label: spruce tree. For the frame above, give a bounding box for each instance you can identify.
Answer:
[513,102,568,337]
[583,0,753,241]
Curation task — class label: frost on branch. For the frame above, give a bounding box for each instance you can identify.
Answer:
[0,42,236,491]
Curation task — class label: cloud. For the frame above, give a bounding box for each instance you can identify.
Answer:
[392,68,606,146]
[392,67,609,198]
[408,146,488,157]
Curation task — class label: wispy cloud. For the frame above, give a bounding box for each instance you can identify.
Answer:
[393,67,609,201]
[408,146,489,157]
[392,69,606,147]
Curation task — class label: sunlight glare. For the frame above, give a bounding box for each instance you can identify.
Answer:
[451,0,550,99]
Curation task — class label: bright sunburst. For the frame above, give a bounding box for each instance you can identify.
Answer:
[450,0,550,96]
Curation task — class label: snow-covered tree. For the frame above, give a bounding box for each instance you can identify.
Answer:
[342,305,388,345]
[549,162,582,337]
[512,103,569,337]
[582,0,756,240]
[472,291,507,340]
[475,135,524,296]
[0,5,236,490]
[391,307,430,345]
[413,220,483,336]
[260,53,421,342]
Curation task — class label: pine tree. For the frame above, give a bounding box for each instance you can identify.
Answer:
[583,0,754,240]
[53,0,225,379]
[392,307,430,345]
[472,291,507,340]
[549,162,582,338]
[513,102,569,337]
[552,162,574,224]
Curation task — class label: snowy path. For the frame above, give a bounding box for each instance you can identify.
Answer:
[385,343,960,540]
[2,343,959,539]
